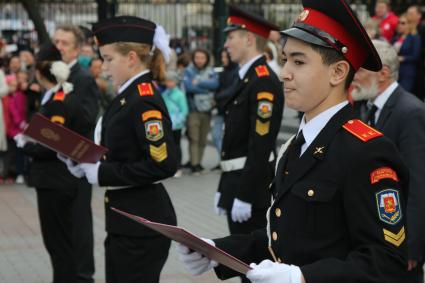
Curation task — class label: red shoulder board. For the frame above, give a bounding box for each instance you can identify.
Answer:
[255,65,269,77]
[53,91,65,101]
[137,83,154,96]
[343,119,383,142]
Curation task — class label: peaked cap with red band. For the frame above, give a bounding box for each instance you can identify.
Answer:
[224,5,279,38]
[281,0,382,71]
[92,16,156,46]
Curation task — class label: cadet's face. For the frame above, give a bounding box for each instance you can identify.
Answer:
[281,37,332,116]
[224,30,246,64]
[99,44,130,88]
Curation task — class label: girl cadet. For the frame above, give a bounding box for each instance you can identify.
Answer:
[64,16,178,283]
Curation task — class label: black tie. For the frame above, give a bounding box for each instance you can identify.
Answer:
[366,104,378,127]
[285,131,305,173]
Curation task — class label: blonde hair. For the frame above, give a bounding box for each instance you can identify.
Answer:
[111,42,166,83]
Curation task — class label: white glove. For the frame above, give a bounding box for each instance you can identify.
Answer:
[176,238,218,276]
[247,260,302,283]
[13,133,35,148]
[57,153,85,178]
[231,198,252,223]
[214,192,226,216]
[79,162,100,185]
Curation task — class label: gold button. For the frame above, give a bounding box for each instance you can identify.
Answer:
[307,189,315,197]
[348,120,354,124]
[105,196,109,203]
[272,232,278,241]
[222,151,225,157]
[284,171,289,175]
[275,208,281,217]
[102,155,107,160]
[277,257,282,263]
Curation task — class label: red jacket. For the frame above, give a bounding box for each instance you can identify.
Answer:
[373,12,399,42]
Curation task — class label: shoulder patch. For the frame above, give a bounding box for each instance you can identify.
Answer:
[376,188,402,225]
[149,143,167,162]
[258,101,273,119]
[145,120,164,141]
[137,83,154,96]
[257,92,274,101]
[53,91,65,101]
[371,167,399,184]
[383,227,405,247]
[142,110,162,122]
[342,119,383,142]
[51,115,65,124]
[255,65,270,77]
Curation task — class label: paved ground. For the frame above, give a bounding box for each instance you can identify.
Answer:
[0,108,299,283]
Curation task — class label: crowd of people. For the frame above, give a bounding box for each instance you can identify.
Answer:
[0,0,425,283]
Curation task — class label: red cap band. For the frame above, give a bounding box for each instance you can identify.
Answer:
[300,8,367,70]
[228,16,271,38]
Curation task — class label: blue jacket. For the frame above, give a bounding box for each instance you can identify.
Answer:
[161,86,189,130]
[398,34,421,91]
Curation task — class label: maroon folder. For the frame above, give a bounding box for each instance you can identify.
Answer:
[23,113,108,163]
[111,207,252,274]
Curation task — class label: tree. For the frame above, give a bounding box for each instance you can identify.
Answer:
[19,0,50,44]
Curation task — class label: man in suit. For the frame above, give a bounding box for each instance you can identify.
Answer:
[177,1,409,282]
[214,6,284,268]
[351,39,425,283]
[54,25,100,283]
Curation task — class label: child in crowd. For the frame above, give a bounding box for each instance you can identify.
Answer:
[161,70,189,177]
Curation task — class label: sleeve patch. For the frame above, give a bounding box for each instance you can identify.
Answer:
[376,189,402,225]
[371,167,399,184]
[384,227,405,247]
[342,119,383,142]
[258,101,273,119]
[53,91,65,101]
[137,83,154,96]
[255,65,270,77]
[255,120,270,136]
[145,120,164,141]
[149,143,167,162]
[51,115,65,124]
[257,92,274,101]
[142,110,162,122]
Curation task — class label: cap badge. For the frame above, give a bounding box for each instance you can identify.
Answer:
[297,9,309,22]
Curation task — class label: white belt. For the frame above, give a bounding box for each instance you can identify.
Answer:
[220,152,275,172]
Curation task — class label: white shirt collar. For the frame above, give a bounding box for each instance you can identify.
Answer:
[298,100,349,156]
[41,86,59,106]
[118,70,150,94]
[368,81,398,122]
[67,59,78,69]
[238,55,263,79]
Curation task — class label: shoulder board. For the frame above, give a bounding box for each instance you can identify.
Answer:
[137,83,154,96]
[53,91,66,101]
[343,119,383,142]
[255,65,270,77]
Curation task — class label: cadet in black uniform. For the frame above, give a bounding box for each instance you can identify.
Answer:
[64,16,178,283]
[215,6,284,241]
[177,1,409,282]
[16,43,85,283]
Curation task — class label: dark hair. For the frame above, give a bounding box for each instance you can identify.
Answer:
[191,48,210,69]
[310,45,355,89]
[35,61,57,84]
[177,52,191,68]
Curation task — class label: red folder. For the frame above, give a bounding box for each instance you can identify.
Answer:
[23,113,108,163]
[111,207,252,274]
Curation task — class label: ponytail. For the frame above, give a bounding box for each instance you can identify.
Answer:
[150,48,166,83]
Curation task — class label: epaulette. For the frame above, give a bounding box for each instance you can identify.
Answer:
[255,65,270,77]
[342,119,383,142]
[53,91,66,101]
[137,82,154,96]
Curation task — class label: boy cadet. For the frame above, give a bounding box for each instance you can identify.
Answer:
[178,0,409,282]
[215,5,284,243]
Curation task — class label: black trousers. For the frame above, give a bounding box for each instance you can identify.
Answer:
[37,187,77,283]
[105,233,172,283]
[407,263,424,283]
[172,129,182,168]
[72,179,94,283]
[226,207,268,283]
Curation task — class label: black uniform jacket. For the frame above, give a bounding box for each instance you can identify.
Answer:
[24,88,83,190]
[68,62,100,138]
[98,72,177,237]
[214,105,409,283]
[370,86,425,262]
[218,56,283,210]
